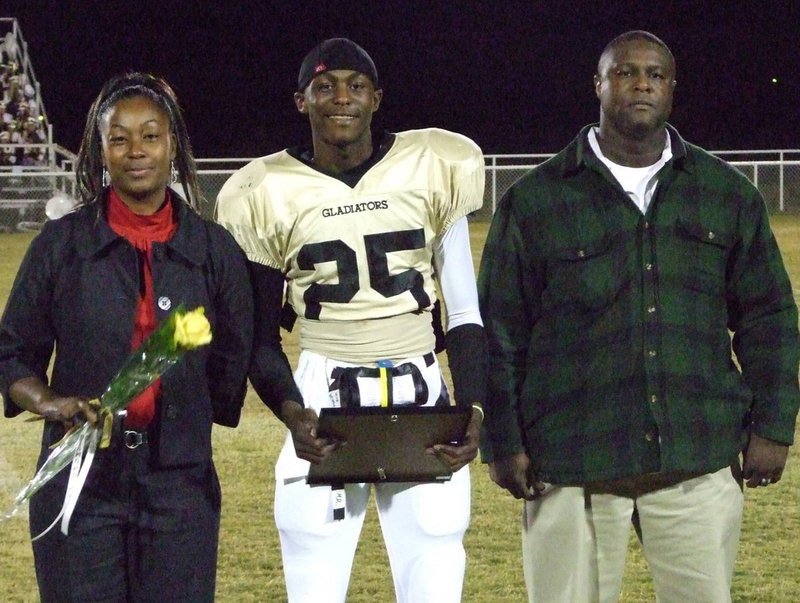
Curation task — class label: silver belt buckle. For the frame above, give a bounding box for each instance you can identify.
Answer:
[123,430,146,449]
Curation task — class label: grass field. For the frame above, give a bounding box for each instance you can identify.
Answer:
[2,216,800,602]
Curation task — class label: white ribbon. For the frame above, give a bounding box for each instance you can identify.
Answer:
[60,425,101,535]
[30,423,101,540]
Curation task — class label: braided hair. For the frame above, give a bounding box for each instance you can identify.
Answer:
[75,72,202,210]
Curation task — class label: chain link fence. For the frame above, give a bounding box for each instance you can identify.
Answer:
[0,169,73,232]
[482,153,800,219]
[1,153,799,231]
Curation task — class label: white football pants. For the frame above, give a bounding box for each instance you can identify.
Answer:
[274,350,471,603]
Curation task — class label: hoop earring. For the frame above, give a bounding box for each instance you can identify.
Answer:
[170,160,178,184]
[102,167,109,188]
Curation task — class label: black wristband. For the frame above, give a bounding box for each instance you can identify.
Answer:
[445,323,487,408]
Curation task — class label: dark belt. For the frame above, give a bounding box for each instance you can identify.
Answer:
[329,360,429,408]
[122,429,148,450]
[115,410,149,450]
[585,470,707,498]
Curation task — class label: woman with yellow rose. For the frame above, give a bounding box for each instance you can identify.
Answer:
[0,72,253,602]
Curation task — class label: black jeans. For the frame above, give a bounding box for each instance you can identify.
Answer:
[30,432,221,602]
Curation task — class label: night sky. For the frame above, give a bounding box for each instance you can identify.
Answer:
[4,1,799,157]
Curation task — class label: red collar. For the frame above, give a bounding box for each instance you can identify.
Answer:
[106,188,177,251]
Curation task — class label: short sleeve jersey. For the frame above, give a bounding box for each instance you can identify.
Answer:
[217,128,483,361]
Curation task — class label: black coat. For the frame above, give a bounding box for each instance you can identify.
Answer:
[0,196,254,468]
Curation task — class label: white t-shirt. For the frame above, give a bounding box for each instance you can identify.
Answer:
[588,127,672,214]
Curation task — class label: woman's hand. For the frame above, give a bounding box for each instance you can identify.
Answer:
[10,376,98,427]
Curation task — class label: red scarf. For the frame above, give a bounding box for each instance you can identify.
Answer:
[107,188,178,428]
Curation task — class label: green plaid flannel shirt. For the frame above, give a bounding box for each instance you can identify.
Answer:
[478,124,800,484]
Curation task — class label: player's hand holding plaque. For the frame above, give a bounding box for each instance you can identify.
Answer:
[306,406,471,485]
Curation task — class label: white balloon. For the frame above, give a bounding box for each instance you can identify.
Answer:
[45,192,79,220]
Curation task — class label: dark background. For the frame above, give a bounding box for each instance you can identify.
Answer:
[4,0,799,157]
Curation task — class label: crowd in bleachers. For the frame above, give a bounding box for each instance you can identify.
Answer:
[1,31,47,167]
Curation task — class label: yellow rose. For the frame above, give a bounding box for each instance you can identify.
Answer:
[173,307,213,349]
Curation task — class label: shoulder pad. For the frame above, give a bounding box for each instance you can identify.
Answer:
[217,152,283,201]
[411,128,483,163]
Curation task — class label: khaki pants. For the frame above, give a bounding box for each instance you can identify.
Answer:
[521,466,743,603]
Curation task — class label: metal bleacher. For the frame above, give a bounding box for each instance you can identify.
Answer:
[0,17,75,232]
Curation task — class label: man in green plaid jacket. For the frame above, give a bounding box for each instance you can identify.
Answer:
[478,30,799,602]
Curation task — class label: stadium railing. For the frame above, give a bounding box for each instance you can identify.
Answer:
[1,151,799,232]
[483,150,800,216]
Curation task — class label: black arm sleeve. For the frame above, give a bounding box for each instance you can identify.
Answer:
[247,260,303,416]
[444,322,487,408]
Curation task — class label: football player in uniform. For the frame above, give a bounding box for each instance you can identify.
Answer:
[216,38,487,603]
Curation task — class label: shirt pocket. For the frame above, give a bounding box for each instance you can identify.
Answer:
[543,235,624,313]
[673,218,732,296]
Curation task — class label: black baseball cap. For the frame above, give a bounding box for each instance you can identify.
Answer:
[297,38,379,92]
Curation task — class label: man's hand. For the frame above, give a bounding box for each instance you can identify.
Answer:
[743,432,790,488]
[280,400,339,464]
[489,452,548,500]
[428,405,482,473]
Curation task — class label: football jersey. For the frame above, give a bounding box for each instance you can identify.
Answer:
[217,128,484,362]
